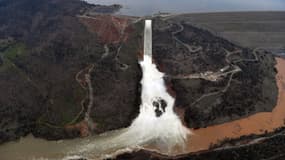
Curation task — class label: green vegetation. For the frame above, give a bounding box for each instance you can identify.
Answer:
[0,0,106,142]
[0,42,27,71]
[0,38,13,50]
[2,43,27,60]
[0,58,15,72]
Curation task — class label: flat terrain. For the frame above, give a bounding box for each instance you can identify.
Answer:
[174,12,285,54]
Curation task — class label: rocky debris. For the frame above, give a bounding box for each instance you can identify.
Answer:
[65,120,90,137]
[79,15,132,44]
[152,97,167,117]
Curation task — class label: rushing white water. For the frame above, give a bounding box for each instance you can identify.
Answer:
[69,19,190,159]
[0,20,190,160]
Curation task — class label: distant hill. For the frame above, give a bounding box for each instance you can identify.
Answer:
[175,11,285,54]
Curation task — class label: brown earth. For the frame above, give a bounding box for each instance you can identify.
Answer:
[79,15,132,44]
[65,120,90,137]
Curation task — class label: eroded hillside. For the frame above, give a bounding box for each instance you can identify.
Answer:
[0,0,142,143]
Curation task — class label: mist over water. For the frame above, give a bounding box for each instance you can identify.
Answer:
[86,0,285,16]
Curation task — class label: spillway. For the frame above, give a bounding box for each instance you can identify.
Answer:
[0,20,190,160]
[72,19,190,159]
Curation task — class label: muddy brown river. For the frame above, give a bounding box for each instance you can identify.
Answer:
[184,57,285,153]
[144,57,285,155]
[0,55,284,159]
[0,58,285,160]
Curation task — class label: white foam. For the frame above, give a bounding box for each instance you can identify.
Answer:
[127,55,190,149]
[0,20,191,160]
[75,20,190,157]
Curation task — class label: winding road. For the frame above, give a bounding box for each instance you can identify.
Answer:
[166,21,260,108]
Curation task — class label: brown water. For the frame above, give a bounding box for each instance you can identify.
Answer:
[0,58,284,159]
[185,57,285,152]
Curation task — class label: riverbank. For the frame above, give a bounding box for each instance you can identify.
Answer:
[184,57,285,153]
[114,57,285,159]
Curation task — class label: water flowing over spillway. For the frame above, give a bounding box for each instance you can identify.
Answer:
[71,19,190,159]
[0,20,190,160]
[131,20,190,150]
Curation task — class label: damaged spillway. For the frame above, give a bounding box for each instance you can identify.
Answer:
[132,20,190,148]
[74,19,190,159]
[0,20,190,160]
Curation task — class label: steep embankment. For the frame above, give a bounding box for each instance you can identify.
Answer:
[0,0,142,143]
[152,17,278,129]
[114,57,285,160]
[111,16,280,160]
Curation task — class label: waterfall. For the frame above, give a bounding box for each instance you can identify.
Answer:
[0,20,190,160]
[126,19,190,150]
[73,20,190,158]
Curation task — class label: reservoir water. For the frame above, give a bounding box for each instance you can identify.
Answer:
[86,0,285,16]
